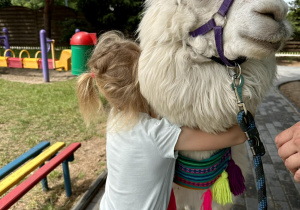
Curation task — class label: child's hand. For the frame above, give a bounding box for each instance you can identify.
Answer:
[275,122,300,183]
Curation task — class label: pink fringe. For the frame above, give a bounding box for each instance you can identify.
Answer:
[226,159,246,196]
[201,189,212,210]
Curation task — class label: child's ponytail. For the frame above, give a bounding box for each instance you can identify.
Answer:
[77,31,150,130]
[77,72,102,126]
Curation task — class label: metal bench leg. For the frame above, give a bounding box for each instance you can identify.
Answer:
[39,163,49,191]
[62,154,74,197]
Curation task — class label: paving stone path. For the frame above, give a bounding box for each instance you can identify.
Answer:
[233,88,300,210]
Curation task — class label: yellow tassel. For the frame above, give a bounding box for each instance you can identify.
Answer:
[211,171,233,206]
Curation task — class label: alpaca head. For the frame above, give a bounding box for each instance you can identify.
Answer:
[139,0,292,61]
[138,0,292,132]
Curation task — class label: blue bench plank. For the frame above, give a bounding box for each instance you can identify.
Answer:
[0,141,50,180]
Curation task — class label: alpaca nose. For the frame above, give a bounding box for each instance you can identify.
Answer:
[260,12,276,20]
[254,2,288,21]
[258,10,281,21]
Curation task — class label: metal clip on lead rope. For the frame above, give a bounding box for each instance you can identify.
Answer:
[229,63,267,210]
[228,64,248,115]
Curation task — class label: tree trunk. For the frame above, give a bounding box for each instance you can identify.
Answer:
[44,0,54,38]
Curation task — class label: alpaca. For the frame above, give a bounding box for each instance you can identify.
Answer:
[137,0,292,209]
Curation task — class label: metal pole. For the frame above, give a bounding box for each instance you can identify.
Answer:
[50,41,56,69]
[3,28,10,56]
[62,158,72,197]
[40,30,50,82]
[39,163,49,191]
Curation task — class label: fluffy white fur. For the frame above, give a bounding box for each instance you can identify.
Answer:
[138,0,292,209]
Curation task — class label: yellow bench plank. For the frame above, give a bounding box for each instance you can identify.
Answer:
[0,142,65,196]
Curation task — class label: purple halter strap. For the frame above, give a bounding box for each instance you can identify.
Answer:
[190,0,245,67]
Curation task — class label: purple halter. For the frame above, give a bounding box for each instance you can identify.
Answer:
[190,0,246,67]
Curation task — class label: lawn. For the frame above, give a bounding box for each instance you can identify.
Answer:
[0,78,107,209]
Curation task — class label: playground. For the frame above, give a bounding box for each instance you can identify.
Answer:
[0,27,105,209]
[0,28,96,83]
[0,75,108,209]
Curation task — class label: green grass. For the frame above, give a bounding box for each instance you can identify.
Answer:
[48,170,62,180]
[77,171,86,180]
[0,78,105,166]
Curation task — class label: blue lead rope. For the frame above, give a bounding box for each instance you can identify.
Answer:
[231,72,267,210]
[237,111,267,210]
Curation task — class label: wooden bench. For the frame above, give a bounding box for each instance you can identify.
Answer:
[0,142,81,210]
[0,141,50,180]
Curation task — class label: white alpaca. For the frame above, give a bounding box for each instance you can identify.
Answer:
[138,0,292,209]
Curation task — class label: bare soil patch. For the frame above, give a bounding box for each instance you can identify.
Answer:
[279,81,300,110]
[276,57,300,67]
[0,67,76,84]
[276,57,300,110]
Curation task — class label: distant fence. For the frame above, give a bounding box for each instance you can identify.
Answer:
[0,6,88,46]
[281,41,300,52]
[0,46,70,50]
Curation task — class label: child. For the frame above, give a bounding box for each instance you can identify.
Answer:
[76,31,247,210]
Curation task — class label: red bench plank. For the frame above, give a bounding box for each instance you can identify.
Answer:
[0,143,81,210]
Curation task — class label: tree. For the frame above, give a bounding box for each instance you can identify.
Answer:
[76,0,143,37]
[44,0,54,37]
[0,0,11,8]
[10,0,78,9]
[55,0,78,10]
[11,0,44,9]
[287,0,300,40]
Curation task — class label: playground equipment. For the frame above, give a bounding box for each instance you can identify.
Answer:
[0,28,10,56]
[0,28,72,82]
[55,49,72,70]
[21,50,40,69]
[0,48,72,70]
[1,28,95,82]
[70,31,97,75]
[0,41,71,70]
[0,141,81,210]
[0,49,23,68]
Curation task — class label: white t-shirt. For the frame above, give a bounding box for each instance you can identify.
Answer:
[100,113,181,210]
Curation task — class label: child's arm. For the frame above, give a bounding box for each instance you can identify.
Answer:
[175,125,247,151]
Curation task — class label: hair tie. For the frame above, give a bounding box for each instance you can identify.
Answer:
[91,72,95,78]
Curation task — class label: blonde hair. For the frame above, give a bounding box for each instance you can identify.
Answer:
[76,31,149,129]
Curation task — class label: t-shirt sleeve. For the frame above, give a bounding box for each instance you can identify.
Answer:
[147,117,181,159]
